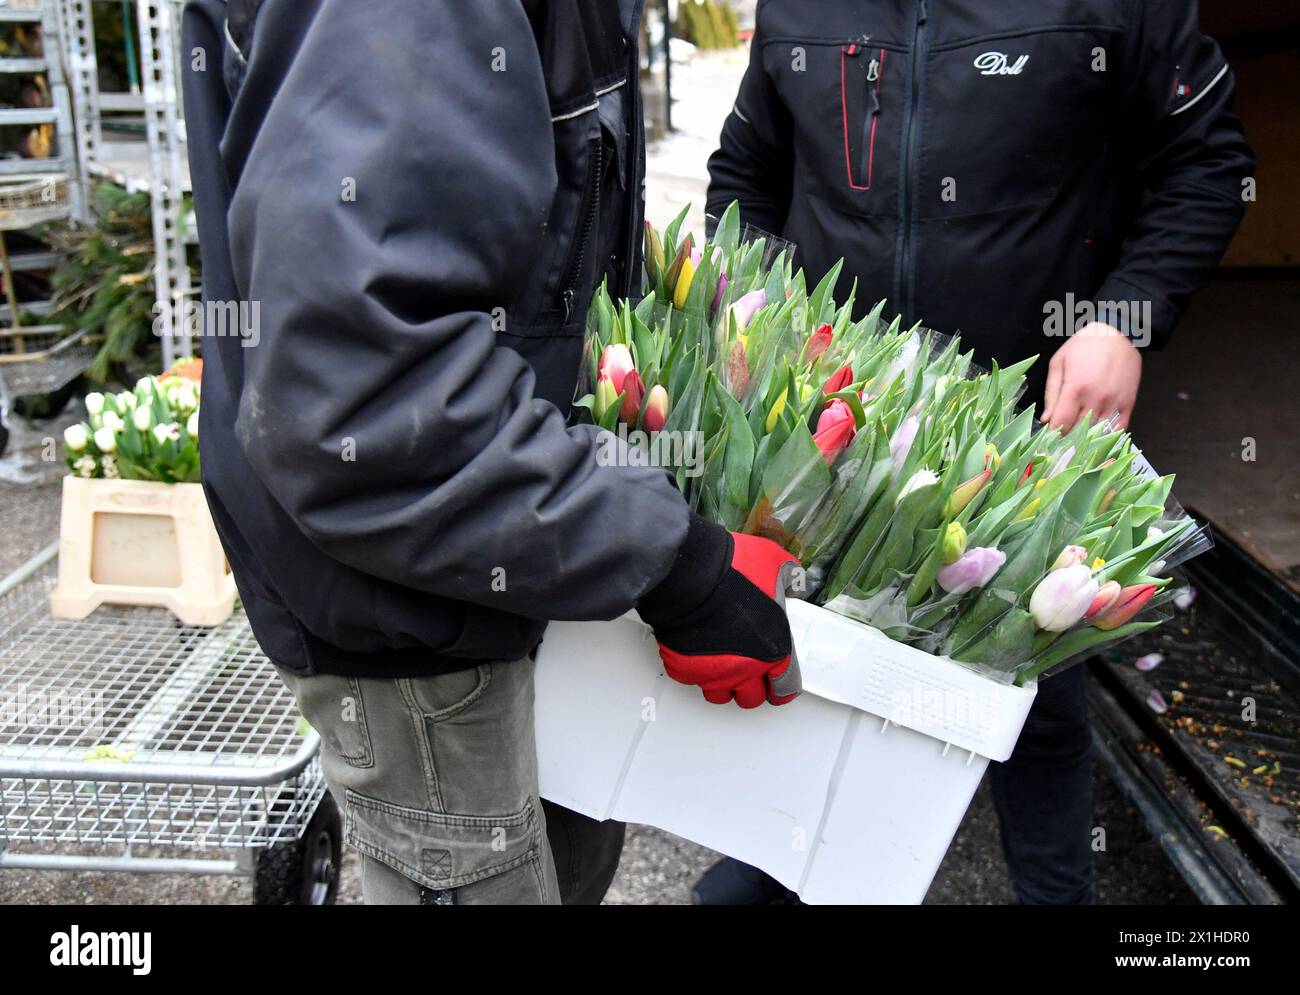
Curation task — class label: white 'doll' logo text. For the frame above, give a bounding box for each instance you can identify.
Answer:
[973,51,1028,75]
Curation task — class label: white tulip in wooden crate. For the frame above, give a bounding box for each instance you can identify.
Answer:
[50,476,236,626]
[535,599,1037,904]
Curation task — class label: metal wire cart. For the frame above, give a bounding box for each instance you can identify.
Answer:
[0,543,343,904]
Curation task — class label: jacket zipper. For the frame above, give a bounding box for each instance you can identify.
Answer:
[562,140,605,322]
[896,0,927,319]
[861,52,882,189]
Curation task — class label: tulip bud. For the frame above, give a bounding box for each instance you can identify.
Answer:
[896,469,940,508]
[187,411,200,440]
[102,410,124,433]
[672,256,696,309]
[662,235,693,297]
[116,391,136,410]
[643,221,665,283]
[937,545,1005,595]
[812,400,855,464]
[1085,580,1121,620]
[643,384,669,432]
[802,323,833,364]
[93,426,117,453]
[84,392,104,416]
[728,289,766,332]
[943,467,992,517]
[153,422,181,445]
[712,273,729,316]
[823,364,853,395]
[63,424,89,452]
[1090,583,1157,630]
[1051,545,1088,571]
[597,343,634,394]
[1014,496,1041,521]
[725,339,749,398]
[133,405,153,432]
[985,443,1001,469]
[1017,460,1034,487]
[764,388,788,433]
[889,415,920,478]
[1098,487,1119,513]
[1029,563,1100,632]
[941,522,968,565]
[593,376,619,420]
[619,370,646,426]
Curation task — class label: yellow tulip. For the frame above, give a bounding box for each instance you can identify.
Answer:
[765,388,788,433]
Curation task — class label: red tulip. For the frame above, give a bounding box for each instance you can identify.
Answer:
[1090,583,1157,630]
[643,384,669,432]
[803,323,833,364]
[822,363,853,395]
[813,399,855,464]
[597,343,634,394]
[1017,460,1034,487]
[619,370,645,426]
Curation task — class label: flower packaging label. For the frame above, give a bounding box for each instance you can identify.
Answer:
[534,600,1037,904]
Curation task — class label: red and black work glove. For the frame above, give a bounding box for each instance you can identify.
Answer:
[638,514,801,709]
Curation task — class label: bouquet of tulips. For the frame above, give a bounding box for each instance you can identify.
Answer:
[62,358,203,483]
[574,204,1205,684]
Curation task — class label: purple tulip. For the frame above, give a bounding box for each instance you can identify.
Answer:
[728,289,766,332]
[937,546,1006,595]
[712,273,730,315]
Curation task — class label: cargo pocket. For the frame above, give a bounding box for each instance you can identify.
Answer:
[343,789,544,893]
[276,668,374,770]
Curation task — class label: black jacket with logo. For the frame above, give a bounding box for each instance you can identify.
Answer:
[181,0,688,677]
[707,0,1254,401]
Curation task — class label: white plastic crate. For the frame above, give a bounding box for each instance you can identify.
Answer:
[535,599,1037,904]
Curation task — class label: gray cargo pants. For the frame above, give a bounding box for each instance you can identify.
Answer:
[276,656,625,904]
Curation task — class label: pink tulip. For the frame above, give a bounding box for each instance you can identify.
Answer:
[619,370,646,426]
[937,547,1006,595]
[728,289,766,331]
[597,343,634,394]
[823,364,853,395]
[643,384,669,432]
[690,245,702,268]
[1029,563,1100,632]
[803,323,833,364]
[1090,583,1157,630]
[812,400,855,464]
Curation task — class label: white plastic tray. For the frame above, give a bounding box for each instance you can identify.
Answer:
[534,600,1037,904]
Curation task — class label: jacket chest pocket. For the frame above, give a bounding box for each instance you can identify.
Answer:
[769,39,901,219]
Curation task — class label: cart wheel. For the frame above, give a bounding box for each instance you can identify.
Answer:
[254,794,343,905]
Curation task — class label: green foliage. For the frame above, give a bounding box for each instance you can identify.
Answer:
[676,0,740,50]
[44,183,171,384]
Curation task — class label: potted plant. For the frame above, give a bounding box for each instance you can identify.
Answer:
[50,358,236,625]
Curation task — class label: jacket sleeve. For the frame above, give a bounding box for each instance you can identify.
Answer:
[222,0,688,621]
[1094,0,1254,348]
[705,2,794,235]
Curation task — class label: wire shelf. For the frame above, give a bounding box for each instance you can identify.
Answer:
[0,549,325,848]
[0,324,91,396]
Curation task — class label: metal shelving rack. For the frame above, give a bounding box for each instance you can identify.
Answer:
[58,0,192,367]
[0,0,88,419]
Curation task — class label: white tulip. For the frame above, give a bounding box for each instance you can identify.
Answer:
[895,468,940,507]
[63,424,89,451]
[133,405,153,432]
[84,392,104,416]
[177,383,198,412]
[93,427,117,453]
[186,411,199,440]
[153,422,181,445]
[102,410,124,433]
[117,391,137,410]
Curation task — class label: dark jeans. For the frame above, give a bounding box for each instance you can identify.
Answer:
[988,662,1096,904]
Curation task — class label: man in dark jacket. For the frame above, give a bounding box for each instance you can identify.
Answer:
[181,0,802,905]
[696,0,1253,904]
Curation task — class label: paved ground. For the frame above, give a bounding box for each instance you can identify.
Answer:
[0,48,1200,906]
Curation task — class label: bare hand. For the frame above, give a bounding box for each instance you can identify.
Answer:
[1041,322,1143,431]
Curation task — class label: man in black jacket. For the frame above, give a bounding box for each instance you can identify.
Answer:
[697,0,1253,904]
[181,0,801,905]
